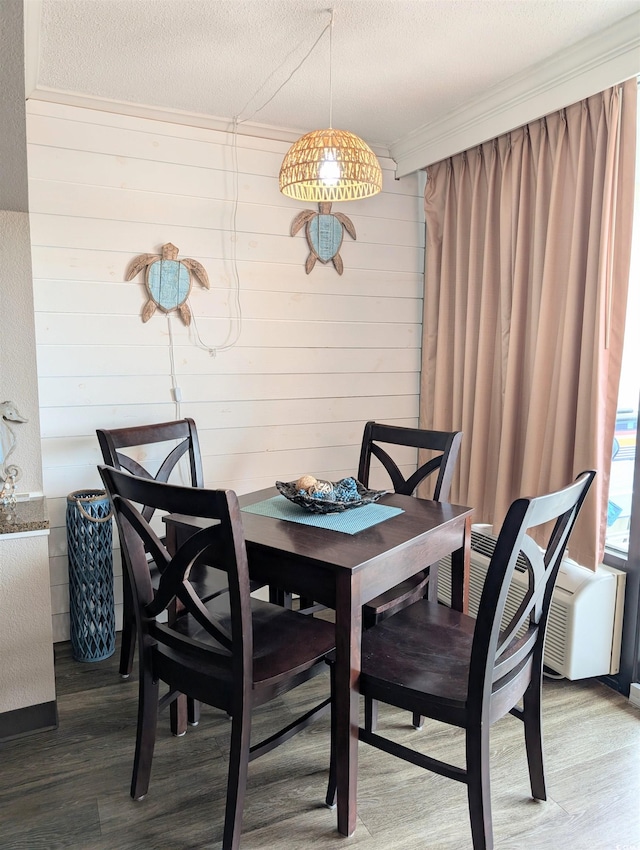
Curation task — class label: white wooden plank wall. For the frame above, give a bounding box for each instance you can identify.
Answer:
[26,101,425,642]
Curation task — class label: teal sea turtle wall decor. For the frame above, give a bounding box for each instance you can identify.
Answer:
[126,242,210,325]
[290,202,356,275]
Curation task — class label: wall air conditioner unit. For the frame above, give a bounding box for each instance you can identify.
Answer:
[437,525,626,680]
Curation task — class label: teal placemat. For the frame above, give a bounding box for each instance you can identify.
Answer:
[241,496,403,535]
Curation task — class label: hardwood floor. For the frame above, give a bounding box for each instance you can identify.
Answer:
[0,638,638,850]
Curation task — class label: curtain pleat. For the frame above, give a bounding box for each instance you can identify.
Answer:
[421,79,637,568]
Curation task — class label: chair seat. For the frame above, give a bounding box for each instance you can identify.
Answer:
[169,595,335,688]
[361,600,474,712]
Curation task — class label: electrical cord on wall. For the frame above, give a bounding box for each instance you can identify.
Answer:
[186,114,243,357]
[167,312,195,485]
[167,314,182,418]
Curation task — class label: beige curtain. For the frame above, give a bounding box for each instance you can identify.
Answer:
[421,79,637,569]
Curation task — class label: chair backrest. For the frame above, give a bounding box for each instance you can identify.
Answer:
[99,464,253,687]
[357,421,463,500]
[96,419,204,526]
[470,470,596,715]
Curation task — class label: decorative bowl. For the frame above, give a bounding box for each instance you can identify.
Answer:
[275,477,388,514]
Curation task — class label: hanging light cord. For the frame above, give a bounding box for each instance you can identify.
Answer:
[329,9,334,128]
[189,11,334,358]
[237,12,333,125]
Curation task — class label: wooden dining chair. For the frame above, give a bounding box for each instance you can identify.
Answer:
[96,419,215,681]
[99,465,335,850]
[286,422,463,620]
[327,469,595,850]
[358,421,463,625]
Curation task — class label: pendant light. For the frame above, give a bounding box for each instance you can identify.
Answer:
[279,10,382,203]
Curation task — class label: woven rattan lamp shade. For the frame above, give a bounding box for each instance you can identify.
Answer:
[279,127,382,202]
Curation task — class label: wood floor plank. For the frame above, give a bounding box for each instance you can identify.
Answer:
[0,640,637,850]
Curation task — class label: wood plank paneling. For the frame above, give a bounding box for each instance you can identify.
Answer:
[39,395,418,439]
[31,248,423,298]
[37,345,421,377]
[34,280,422,322]
[29,180,424,246]
[29,212,423,272]
[28,146,421,220]
[27,101,424,636]
[35,313,420,349]
[39,372,419,408]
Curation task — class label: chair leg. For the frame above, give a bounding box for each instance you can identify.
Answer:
[325,660,337,809]
[282,591,294,610]
[269,587,294,608]
[426,561,439,602]
[130,656,159,800]
[223,705,252,850]
[188,697,201,726]
[119,570,136,678]
[409,565,437,731]
[364,695,378,732]
[466,721,493,850]
[170,694,188,737]
[521,682,547,800]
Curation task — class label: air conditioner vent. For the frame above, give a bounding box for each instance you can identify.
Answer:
[438,526,625,680]
[544,603,569,672]
[470,529,528,573]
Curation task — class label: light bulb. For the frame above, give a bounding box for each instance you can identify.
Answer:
[318,149,341,186]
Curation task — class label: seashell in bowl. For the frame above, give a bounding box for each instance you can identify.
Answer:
[275,477,389,514]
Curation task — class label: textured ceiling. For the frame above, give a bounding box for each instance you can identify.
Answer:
[32,0,639,153]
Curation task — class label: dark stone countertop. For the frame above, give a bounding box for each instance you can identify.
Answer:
[0,496,49,535]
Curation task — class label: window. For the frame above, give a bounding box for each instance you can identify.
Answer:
[606,106,640,555]
[603,95,640,694]
[606,332,639,555]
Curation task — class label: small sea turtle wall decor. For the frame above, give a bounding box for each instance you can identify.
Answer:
[126,242,210,325]
[290,202,356,275]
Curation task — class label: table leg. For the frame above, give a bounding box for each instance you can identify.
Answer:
[333,570,362,837]
[450,514,472,613]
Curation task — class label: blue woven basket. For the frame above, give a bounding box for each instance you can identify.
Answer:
[66,490,115,662]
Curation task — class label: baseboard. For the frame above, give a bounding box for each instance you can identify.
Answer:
[0,700,58,743]
[629,682,640,709]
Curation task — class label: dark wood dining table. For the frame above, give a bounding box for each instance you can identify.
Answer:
[164,486,473,838]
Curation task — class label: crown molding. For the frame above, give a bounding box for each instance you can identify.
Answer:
[25,86,304,141]
[24,86,391,159]
[391,11,640,177]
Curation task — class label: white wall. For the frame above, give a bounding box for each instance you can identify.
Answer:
[0,0,55,722]
[26,101,425,641]
[0,211,45,491]
[0,211,55,714]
